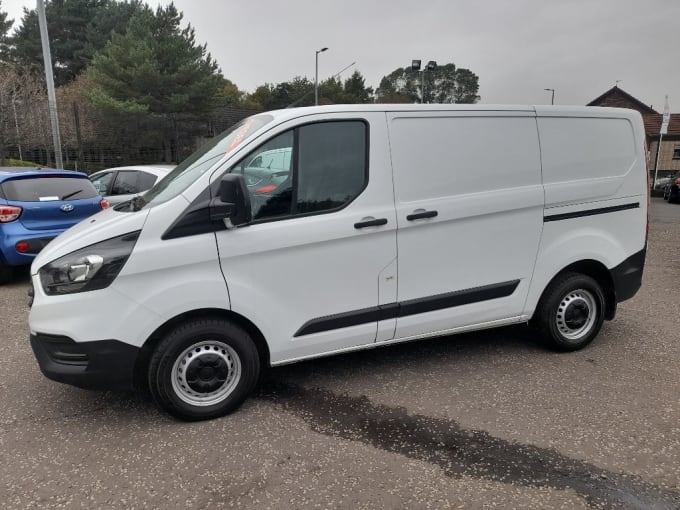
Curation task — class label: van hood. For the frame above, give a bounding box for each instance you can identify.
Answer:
[31,207,150,274]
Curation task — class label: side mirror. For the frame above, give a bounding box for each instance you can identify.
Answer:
[210,174,252,227]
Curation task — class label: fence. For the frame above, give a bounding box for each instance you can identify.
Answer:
[0,71,256,173]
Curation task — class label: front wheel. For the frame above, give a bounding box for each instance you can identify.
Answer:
[533,273,606,351]
[148,318,260,421]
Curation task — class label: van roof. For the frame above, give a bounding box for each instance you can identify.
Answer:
[262,104,641,122]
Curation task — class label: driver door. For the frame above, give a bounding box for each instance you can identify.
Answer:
[212,113,398,364]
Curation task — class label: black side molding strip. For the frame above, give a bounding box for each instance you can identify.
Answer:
[398,280,520,318]
[294,280,520,337]
[544,202,639,222]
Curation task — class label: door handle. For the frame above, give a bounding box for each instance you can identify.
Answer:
[406,210,438,221]
[354,217,388,229]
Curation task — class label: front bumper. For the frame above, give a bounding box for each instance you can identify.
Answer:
[30,332,139,390]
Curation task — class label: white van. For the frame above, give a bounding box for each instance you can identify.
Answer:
[28,105,648,420]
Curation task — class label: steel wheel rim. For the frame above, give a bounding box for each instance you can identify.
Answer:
[171,341,241,406]
[555,289,598,341]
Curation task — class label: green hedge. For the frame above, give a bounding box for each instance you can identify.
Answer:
[1,158,45,168]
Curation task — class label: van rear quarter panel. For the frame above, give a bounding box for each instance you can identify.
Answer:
[523,108,647,317]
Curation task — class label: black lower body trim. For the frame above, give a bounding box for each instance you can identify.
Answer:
[544,202,639,222]
[30,333,139,390]
[611,248,646,303]
[294,280,520,337]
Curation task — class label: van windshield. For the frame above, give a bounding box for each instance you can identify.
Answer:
[135,114,274,209]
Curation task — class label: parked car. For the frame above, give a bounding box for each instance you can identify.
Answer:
[244,147,291,172]
[242,167,289,191]
[29,105,648,421]
[89,165,174,205]
[0,167,107,284]
[663,175,680,203]
[652,177,671,197]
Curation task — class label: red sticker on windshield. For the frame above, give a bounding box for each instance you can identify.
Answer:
[226,117,256,154]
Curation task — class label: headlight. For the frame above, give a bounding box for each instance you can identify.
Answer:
[39,231,140,295]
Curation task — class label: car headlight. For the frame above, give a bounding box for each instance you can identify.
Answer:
[39,231,140,295]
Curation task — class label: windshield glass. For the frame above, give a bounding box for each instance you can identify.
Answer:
[140,114,274,207]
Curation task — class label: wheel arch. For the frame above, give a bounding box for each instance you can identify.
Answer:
[133,308,270,390]
[531,259,616,322]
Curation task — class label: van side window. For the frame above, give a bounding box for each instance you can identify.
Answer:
[230,131,294,220]
[229,120,367,221]
[297,121,367,214]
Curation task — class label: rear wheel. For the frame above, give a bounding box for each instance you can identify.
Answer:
[148,318,260,421]
[0,261,13,285]
[533,272,605,351]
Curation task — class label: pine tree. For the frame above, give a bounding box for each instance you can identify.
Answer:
[0,0,12,63]
[10,0,146,85]
[88,3,223,115]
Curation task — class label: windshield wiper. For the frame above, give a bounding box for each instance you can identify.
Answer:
[61,189,83,200]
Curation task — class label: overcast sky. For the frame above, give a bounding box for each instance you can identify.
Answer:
[3,0,679,110]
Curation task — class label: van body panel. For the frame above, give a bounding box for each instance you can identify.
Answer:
[29,272,163,347]
[31,206,150,269]
[271,316,525,367]
[537,115,640,207]
[111,198,231,327]
[522,200,646,317]
[521,108,648,318]
[29,197,231,348]
[386,113,544,339]
[376,257,398,342]
[212,112,398,363]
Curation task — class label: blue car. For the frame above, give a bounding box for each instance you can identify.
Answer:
[0,167,107,283]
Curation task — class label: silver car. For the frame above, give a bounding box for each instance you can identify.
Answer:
[89,165,174,205]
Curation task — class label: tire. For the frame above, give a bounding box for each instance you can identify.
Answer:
[148,318,260,421]
[533,272,606,352]
[0,261,13,285]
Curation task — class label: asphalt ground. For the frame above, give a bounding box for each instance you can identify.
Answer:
[1,198,679,509]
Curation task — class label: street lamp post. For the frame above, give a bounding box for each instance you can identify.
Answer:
[37,0,63,169]
[315,47,328,106]
[412,60,437,103]
[544,88,555,105]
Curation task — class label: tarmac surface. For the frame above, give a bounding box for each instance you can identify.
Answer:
[0,198,679,509]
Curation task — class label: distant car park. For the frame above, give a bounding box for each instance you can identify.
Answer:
[652,177,671,197]
[89,165,174,205]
